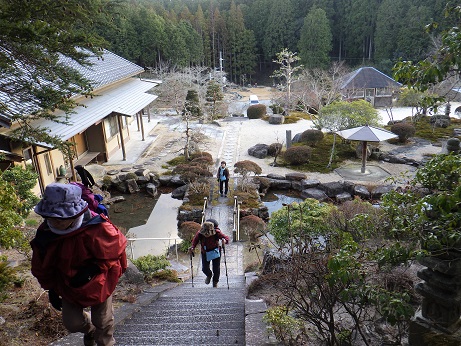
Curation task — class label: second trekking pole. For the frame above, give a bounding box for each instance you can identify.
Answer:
[190,251,195,287]
[222,241,229,290]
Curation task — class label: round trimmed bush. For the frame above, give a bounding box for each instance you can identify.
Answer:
[283,145,311,165]
[299,129,324,146]
[247,104,267,119]
[189,151,212,161]
[178,221,201,241]
[390,122,416,143]
[240,215,266,241]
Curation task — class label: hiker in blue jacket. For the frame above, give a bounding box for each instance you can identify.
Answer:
[216,161,230,197]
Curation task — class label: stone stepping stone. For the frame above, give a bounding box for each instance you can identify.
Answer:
[107,170,119,175]
[133,165,144,169]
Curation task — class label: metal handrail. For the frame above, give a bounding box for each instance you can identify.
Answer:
[201,196,208,224]
[233,196,241,241]
[127,237,182,261]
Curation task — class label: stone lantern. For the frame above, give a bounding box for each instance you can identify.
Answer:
[409,252,461,345]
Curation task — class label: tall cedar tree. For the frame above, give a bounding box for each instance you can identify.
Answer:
[0,0,117,152]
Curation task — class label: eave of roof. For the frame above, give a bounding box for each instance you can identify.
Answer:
[1,78,158,148]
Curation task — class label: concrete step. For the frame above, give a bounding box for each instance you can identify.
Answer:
[115,334,245,345]
[113,275,246,345]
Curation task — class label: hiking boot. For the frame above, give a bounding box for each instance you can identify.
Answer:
[224,194,227,197]
[213,282,218,288]
[83,331,95,346]
[205,276,212,285]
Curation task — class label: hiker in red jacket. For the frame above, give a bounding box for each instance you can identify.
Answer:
[30,183,127,346]
[189,219,229,288]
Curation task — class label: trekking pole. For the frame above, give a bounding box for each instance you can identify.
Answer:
[190,251,195,287]
[222,241,229,290]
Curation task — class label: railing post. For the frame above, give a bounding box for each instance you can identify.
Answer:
[233,196,238,242]
[237,201,241,241]
[201,197,208,224]
[175,239,178,262]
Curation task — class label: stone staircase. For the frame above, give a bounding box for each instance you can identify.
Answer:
[114,276,246,345]
[112,197,249,345]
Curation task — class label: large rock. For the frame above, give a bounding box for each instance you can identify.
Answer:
[285,172,307,181]
[372,185,394,199]
[135,168,150,177]
[146,183,158,197]
[171,185,188,199]
[269,179,292,189]
[354,185,371,199]
[301,188,329,202]
[248,144,269,159]
[336,192,352,203]
[158,175,173,186]
[119,260,145,285]
[126,179,140,194]
[268,114,284,125]
[302,179,321,189]
[319,181,345,198]
[136,175,150,186]
[292,133,302,143]
[266,173,285,180]
[170,175,187,186]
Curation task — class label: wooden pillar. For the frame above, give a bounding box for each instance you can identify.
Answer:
[117,114,127,161]
[32,146,45,195]
[147,106,151,122]
[361,141,367,173]
[139,111,145,141]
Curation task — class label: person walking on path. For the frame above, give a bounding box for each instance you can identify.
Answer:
[216,160,230,197]
[189,219,229,288]
[75,165,96,188]
[30,183,127,346]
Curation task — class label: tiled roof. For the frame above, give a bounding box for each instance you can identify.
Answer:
[0,49,145,127]
[340,67,401,90]
[59,49,145,90]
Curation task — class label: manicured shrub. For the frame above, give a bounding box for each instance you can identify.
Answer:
[390,122,416,143]
[178,221,201,242]
[234,160,262,176]
[132,255,170,281]
[247,104,267,119]
[268,143,283,157]
[283,146,311,165]
[189,151,213,161]
[240,215,266,241]
[299,129,324,146]
[190,156,213,169]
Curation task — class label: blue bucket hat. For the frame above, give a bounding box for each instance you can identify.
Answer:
[34,183,88,219]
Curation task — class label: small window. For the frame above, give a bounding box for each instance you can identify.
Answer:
[105,115,119,139]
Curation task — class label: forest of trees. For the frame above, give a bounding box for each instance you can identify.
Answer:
[91,0,456,84]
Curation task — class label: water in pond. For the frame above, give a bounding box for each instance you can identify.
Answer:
[107,191,183,259]
[262,190,304,216]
